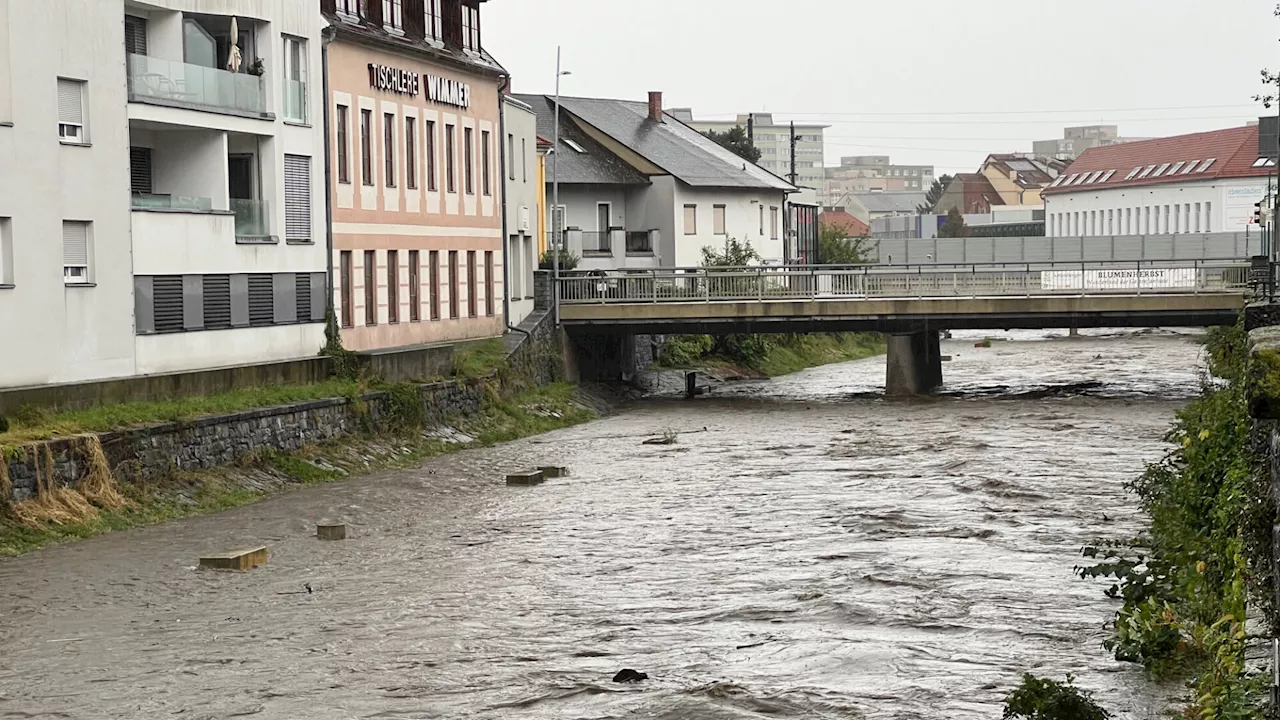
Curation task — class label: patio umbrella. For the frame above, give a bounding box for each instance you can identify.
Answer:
[226,17,242,73]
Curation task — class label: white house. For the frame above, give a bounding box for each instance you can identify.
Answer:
[0,0,329,390]
[502,95,538,325]
[1044,123,1274,238]
[513,91,796,270]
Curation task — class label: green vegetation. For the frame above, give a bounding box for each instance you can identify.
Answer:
[918,173,953,214]
[1003,675,1110,720]
[0,379,363,447]
[818,225,870,265]
[702,125,761,164]
[452,338,509,378]
[0,383,594,557]
[1075,320,1270,718]
[938,207,970,238]
[539,249,580,271]
[657,332,885,377]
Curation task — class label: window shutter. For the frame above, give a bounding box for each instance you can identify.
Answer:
[124,15,148,57]
[130,147,153,195]
[295,273,312,323]
[203,275,232,329]
[247,274,275,326]
[62,221,88,266]
[57,79,83,125]
[283,154,312,242]
[152,276,185,333]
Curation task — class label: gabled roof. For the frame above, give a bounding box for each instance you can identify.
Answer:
[514,95,650,186]
[852,192,928,213]
[984,154,1066,188]
[323,11,505,77]
[516,95,795,192]
[819,209,871,237]
[1044,125,1269,196]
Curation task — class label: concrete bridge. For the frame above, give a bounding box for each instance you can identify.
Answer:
[554,260,1252,395]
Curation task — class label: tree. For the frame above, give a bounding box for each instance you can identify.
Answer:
[1003,674,1110,720]
[700,237,761,267]
[703,126,762,164]
[1256,5,1280,108]
[937,207,970,238]
[818,225,870,264]
[918,174,954,214]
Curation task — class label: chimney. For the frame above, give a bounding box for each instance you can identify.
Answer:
[648,91,664,123]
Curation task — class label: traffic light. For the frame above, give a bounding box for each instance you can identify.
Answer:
[1255,201,1265,225]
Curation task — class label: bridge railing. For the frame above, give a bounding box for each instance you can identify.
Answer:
[555,259,1252,304]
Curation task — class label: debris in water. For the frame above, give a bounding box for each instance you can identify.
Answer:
[613,669,648,683]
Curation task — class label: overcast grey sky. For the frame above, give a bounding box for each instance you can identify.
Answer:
[488,0,1275,175]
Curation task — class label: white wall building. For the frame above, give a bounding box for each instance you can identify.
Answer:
[502,95,538,325]
[1044,124,1272,238]
[0,0,329,390]
[516,92,795,272]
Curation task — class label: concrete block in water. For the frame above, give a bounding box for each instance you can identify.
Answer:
[506,470,545,486]
[199,546,268,571]
[538,466,568,479]
[317,524,347,541]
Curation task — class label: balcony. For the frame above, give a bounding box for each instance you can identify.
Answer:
[131,193,214,212]
[128,54,268,118]
[231,199,271,240]
[580,231,613,257]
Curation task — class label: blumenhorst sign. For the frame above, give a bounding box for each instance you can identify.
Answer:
[368,64,471,109]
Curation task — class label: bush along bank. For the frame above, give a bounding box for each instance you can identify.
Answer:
[1075,320,1272,718]
[657,332,886,377]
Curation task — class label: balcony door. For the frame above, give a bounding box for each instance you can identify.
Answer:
[228,155,255,201]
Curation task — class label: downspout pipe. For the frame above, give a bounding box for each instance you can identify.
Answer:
[498,73,512,330]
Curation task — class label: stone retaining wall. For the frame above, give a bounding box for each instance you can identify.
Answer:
[3,313,563,503]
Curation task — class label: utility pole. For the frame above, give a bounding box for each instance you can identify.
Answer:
[552,47,570,326]
[746,113,754,145]
[788,121,797,186]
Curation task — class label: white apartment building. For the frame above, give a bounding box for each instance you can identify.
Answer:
[1044,124,1271,238]
[674,109,826,199]
[0,0,329,390]
[502,95,538,325]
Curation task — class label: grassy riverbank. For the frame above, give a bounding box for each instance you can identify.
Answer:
[657,332,886,377]
[1077,321,1271,717]
[0,383,597,557]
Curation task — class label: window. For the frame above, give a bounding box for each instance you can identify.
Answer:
[484,250,494,317]
[409,250,421,322]
[387,250,399,323]
[364,250,377,325]
[425,120,437,191]
[461,3,480,51]
[57,78,86,143]
[1206,202,1212,229]
[429,250,440,320]
[759,205,764,235]
[1125,208,1132,235]
[1196,158,1216,173]
[467,250,477,318]
[448,250,459,319]
[337,0,359,15]
[1137,165,1156,179]
[1153,163,1170,177]
[62,221,90,284]
[1168,162,1185,176]
[713,205,726,235]
[340,251,354,328]
[283,154,312,243]
[1144,207,1150,233]
[1164,205,1170,233]
[683,204,696,234]
[771,207,779,240]
[1195,203,1202,233]
[283,36,307,123]
[464,127,474,194]
[508,134,516,180]
[384,112,396,188]
[130,147,153,195]
[563,138,586,153]
[1185,204,1191,233]
[1100,170,1116,183]
[445,124,456,193]
[481,130,491,195]
[406,117,417,190]
[125,15,148,56]
[1181,161,1199,175]
[1124,167,1141,180]
[0,218,12,286]
[296,273,314,324]
[383,0,403,30]
[1107,209,1113,234]
[361,109,373,185]
[336,105,351,183]
[425,0,442,39]
[521,138,527,182]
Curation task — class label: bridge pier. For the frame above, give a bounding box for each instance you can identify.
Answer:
[886,331,943,397]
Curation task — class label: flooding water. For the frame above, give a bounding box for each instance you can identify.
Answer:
[0,329,1204,719]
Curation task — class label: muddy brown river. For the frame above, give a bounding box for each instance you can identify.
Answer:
[0,329,1201,719]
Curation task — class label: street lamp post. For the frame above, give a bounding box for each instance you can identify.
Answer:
[552,48,571,325]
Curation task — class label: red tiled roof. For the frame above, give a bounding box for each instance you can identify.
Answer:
[819,209,870,237]
[1044,125,1267,196]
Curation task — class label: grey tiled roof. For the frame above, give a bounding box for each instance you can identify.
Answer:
[513,94,650,186]
[518,95,794,192]
[853,193,928,213]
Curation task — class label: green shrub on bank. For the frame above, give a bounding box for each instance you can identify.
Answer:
[1076,320,1270,718]
[1003,675,1110,720]
[656,332,885,376]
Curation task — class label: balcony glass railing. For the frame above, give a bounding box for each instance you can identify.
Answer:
[128,54,266,115]
[231,199,270,238]
[283,80,307,123]
[131,193,214,212]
